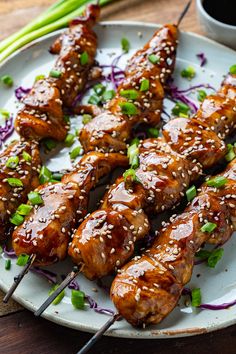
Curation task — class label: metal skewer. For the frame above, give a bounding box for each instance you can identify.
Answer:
[177,0,192,26]
[34,264,82,317]
[3,254,36,303]
[77,313,121,354]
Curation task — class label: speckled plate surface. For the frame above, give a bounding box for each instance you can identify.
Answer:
[0,22,236,339]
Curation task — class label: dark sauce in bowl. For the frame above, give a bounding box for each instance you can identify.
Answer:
[203,0,236,26]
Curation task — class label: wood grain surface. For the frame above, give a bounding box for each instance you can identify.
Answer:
[0,1,235,353]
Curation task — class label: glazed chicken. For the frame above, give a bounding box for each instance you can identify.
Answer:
[68,72,236,280]
[79,24,178,153]
[0,140,41,242]
[12,152,127,265]
[111,157,236,326]
[15,4,100,141]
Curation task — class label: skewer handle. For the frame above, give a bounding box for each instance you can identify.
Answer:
[77,313,121,354]
[3,254,36,303]
[176,0,192,26]
[34,265,82,317]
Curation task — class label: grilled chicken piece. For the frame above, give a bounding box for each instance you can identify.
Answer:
[0,140,41,242]
[79,24,178,153]
[12,152,128,265]
[15,4,99,141]
[111,158,236,326]
[68,73,236,280]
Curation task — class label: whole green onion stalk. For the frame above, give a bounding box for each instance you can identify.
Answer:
[0,0,114,64]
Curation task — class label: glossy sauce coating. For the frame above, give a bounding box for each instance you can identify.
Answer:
[79,24,178,153]
[0,140,41,242]
[12,152,128,265]
[111,158,236,326]
[69,73,236,280]
[15,4,99,141]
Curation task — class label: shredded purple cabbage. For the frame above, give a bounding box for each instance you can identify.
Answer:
[196,53,207,67]
[68,279,80,290]
[3,245,17,258]
[86,295,115,316]
[30,267,57,284]
[15,86,31,101]
[0,115,14,147]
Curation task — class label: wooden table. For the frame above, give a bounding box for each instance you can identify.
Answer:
[0,0,235,353]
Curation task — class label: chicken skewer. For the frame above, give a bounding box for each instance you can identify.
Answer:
[68,71,236,280]
[35,69,236,315]
[3,151,127,302]
[15,4,100,141]
[77,155,236,354]
[111,156,236,326]
[4,3,186,303]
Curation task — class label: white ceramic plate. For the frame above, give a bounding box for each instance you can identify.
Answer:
[0,22,236,339]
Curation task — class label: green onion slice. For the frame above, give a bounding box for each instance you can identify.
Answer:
[186,185,196,202]
[43,138,57,151]
[207,248,224,268]
[225,143,235,162]
[17,204,32,216]
[206,176,228,188]
[80,51,89,65]
[0,109,10,119]
[71,290,85,309]
[22,151,32,162]
[70,146,81,160]
[197,89,207,102]
[88,95,101,105]
[82,114,92,125]
[16,254,30,266]
[93,83,105,96]
[121,37,130,53]
[6,156,19,169]
[39,166,52,184]
[119,102,138,115]
[172,102,190,117]
[49,284,65,305]
[49,69,61,78]
[35,74,45,82]
[201,222,217,233]
[140,79,149,92]
[191,288,201,307]
[181,66,196,79]
[128,142,139,169]
[1,75,14,87]
[123,168,140,183]
[103,90,115,101]
[28,191,43,205]
[10,213,24,226]
[230,64,236,75]
[5,259,11,270]
[64,133,75,147]
[148,54,160,64]
[7,178,23,187]
[120,89,139,100]
[147,127,159,138]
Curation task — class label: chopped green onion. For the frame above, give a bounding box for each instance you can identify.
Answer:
[172,102,190,117]
[49,69,61,78]
[80,51,89,65]
[207,248,224,268]
[5,259,11,270]
[230,64,236,75]
[35,74,45,82]
[49,284,65,305]
[197,89,207,102]
[22,151,32,162]
[201,222,217,233]
[191,288,201,307]
[103,90,115,101]
[130,137,140,146]
[196,249,211,260]
[17,204,32,216]
[39,166,52,184]
[70,146,81,160]
[10,213,24,226]
[93,83,105,96]
[119,102,138,115]
[0,246,2,254]
[88,95,101,105]
[0,109,10,119]
[82,114,92,125]
[28,191,43,205]
[6,156,19,169]
[140,79,149,92]
[206,176,228,188]
[51,172,63,181]
[181,66,196,79]
[120,89,138,100]
[1,75,13,87]
[17,254,30,266]
[7,178,23,187]
[121,37,130,53]
[147,127,159,138]
[63,115,70,123]
[123,168,140,183]
[43,138,57,151]
[225,143,235,162]
[71,289,85,309]
[148,54,160,64]
[186,185,196,202]
[64,133,75,147]
[128,142,139,169]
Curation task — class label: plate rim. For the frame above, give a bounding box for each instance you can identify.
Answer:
[0,20,236,339]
